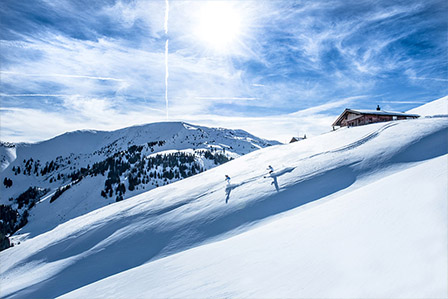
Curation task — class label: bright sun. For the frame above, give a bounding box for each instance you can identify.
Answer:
[193,1,245,53]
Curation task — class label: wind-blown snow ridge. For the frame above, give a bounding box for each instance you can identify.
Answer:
[407,95,448,116]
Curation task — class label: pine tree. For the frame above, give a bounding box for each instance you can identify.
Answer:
[3,178,12,188]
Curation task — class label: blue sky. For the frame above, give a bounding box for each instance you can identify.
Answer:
[1,0,447,142]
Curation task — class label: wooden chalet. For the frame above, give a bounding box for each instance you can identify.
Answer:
[290,135,307,143]
[332,105,419,128]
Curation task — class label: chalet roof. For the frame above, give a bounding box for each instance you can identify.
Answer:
[290,136,305,143]
[290,136,303,141]
[347,109,420,117]
[332,108,420,126]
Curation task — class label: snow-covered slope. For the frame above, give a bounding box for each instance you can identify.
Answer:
[0,122,278,241]
[0,142,16,172]
[62,155,447,299]
[407,95,448,116]
[1,115,446,298]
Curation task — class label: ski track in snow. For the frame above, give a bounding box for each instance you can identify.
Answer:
[299,121,398,162]
[228,121,397,194]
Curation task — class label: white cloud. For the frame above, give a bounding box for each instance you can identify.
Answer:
[0,95,358,144]
[1,71,125,82]
[0,103,166,143]
[408,77,448,82]
[289,96,366,116]
[194,97,258,101]
[2,30,262,119]
[102,0,166,36]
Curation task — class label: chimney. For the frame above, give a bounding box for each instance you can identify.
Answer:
[376,105,381,111]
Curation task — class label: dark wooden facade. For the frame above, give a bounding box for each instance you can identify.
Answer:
[332,109,419,128]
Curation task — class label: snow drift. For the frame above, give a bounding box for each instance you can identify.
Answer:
[1,116,447,298]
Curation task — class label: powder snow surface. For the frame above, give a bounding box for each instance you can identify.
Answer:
[407,95,448,116]
[1,117,447,298]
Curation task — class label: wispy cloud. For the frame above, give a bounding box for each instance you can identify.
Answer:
[0,101,166,143]
[1,0,446,142]
[408,77,448,82]
[1,71,126,82]
[290,96,367,116]
[1,93,78,97]
[195,97,259,101]
[380,101,426,104]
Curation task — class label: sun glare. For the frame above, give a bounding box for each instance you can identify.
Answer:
[193,2,245,53]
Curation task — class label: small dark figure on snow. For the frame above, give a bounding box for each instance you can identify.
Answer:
[224,175,232,203]
[267,165,274,174]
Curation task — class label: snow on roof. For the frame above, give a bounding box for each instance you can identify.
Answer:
[345,109,420,117]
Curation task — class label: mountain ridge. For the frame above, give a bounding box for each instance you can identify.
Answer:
[1,121,279,166]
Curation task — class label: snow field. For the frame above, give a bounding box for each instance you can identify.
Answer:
[1,116,447,298]
[61,155,448,298]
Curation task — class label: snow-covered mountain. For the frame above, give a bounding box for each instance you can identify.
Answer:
[407,95,448,116]
[0,122,279,248]
[1,99,447,298]
[0,121,278,173]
